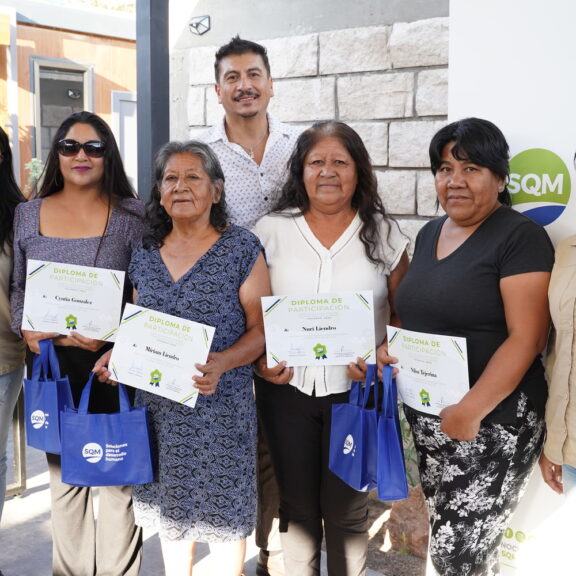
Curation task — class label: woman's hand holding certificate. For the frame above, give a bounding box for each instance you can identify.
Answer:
[253,356,293,385]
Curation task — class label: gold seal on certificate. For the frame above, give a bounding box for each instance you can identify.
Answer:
[387,326,470,416]
[109,304,215,407]
[262,291,376,368]
[22,259,125,341]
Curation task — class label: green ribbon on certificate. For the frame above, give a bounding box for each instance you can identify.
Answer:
[419,388,431,407]
[150,369,162,387]
[65,314,78,330]
[313,343,328,360]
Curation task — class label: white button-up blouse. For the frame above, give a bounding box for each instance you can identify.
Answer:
[253,209,408,397]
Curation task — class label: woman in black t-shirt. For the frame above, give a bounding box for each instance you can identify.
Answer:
[355,118,554,576]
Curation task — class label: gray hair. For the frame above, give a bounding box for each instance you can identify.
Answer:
[154,140,225,195]
[145,140,228,241]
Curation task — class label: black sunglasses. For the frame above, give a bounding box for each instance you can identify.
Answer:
[57,139,106,158]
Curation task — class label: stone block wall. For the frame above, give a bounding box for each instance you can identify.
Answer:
[177,16,449,249]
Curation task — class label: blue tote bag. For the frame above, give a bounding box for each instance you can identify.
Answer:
[377,365,408,501]
[24,339,74,454]
[329,363,379,492]
[60,373,154,487]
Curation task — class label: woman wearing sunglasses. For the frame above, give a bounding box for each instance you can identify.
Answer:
[10,111,144,575]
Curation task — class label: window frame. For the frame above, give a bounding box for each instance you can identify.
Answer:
[30,56,94,160]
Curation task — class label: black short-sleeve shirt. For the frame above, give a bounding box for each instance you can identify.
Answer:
[395,206,554,423]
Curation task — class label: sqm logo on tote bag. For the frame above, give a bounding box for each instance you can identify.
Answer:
[82,443,104,463]
[30,410,47,429]
[343,434,355,455]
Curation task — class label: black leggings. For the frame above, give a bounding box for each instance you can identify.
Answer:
[255,376,368,576]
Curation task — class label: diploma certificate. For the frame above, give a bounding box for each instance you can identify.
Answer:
[262,291,376,367]
[109,304,215,407]
[22,260,125,341]
[387,326,469,416]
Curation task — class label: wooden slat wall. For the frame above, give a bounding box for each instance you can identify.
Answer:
[0,48,7,129]
[0,13,11,130]
[16,23,136,188]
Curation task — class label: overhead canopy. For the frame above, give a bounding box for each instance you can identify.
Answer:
[0,0,135,41]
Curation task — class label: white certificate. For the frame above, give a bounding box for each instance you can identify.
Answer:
[262,291,376,367]
[109,304,215,407]
[22,260,125,341]
[387,326,470,416]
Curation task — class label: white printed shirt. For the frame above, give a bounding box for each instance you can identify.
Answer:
[198,115,302,229]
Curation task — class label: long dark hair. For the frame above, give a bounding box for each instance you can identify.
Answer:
[36,111,136,200]
[0,127,26,253]
[143,140,228,248]
[275,121,393,267]
[429,117,512,206]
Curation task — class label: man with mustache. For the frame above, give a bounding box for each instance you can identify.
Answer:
[201,36,301,230]
[199,37,301,576]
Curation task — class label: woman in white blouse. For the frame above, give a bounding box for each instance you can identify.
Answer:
[253,121,409,576]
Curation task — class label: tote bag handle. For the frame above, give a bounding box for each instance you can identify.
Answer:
[78,373,131,415]
[32,339,62,381]
[376,364,408,501]
[349,363,379,410]
[381,365,396,418]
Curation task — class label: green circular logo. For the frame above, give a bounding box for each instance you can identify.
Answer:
[504,528,514,539]
[509,148,571,226]
[515,531,526,543]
